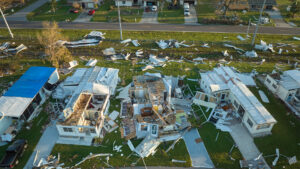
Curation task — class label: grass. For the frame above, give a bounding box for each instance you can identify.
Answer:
[91,0,143,23]
[195,0,274,26]
[158,1,185,24]
[277,0,300,27]
[0,102,50,169]
[249,80,300,169]
[0,28,299,168]
[27,0,81,22]
[4,0,39,15]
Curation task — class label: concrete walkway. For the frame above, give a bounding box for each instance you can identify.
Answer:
[229,123,260,160]
[24,121,59,169]
[74,10,93,23]
[183,128,214,168]
[266,10,292,28]
[184,5,198,25]
[5,0,49,21]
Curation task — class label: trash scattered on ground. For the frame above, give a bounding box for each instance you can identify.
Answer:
[201,43,210,48]
[121,39,132,44]
[85,59,97,66]
[136,49,143,57]
[293,37,300,41]
[255,40,275,52]
[237,35,246,41]
[142,65,154,71]
[244,50,258,58]
[60,31,105,48]
[67,60,78,69]
[223,43,244,52]
[132,40,140,47]
[156,40,190,49]
[103,47,116,56]
[74,153,111,167]
[0,42,10,51]
[223,50,229,56]
[258,90,269,103]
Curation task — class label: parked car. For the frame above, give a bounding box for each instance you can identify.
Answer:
[184,9,190,16]
[69,8,79,14]
[151,5,157,12]
[88,9,96,16]
[0,139,27,168]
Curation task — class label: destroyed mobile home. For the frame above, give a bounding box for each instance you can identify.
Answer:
[119,74,192,158]
[53,66,119,145]
[263,70,300,118]
[197,66,277,137]
[0,67,59,142]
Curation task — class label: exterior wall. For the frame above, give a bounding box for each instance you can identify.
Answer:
[180,0,197,5]
[229,92,274,137]
[200,79,212,94]
[263,75,278,94]
[143,0,159,7]
[276,85,291,101]
[115,0,133,7]
[67,0,96,8]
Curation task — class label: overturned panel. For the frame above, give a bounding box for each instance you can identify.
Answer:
[193,91,217,109]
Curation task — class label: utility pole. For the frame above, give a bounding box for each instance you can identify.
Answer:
[117,0,123,40]
[0,7,14,38]
[251,0,267,46]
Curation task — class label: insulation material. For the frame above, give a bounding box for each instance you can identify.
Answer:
[68,60,78,69]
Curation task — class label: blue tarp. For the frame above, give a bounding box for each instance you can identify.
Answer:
[4,67,56,98]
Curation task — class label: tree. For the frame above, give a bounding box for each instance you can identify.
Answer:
[51,0,56,13]
[290,0,300,18]
[222,0,234,17]
[37,22,72,68]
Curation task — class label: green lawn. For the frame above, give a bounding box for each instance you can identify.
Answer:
[27,0,80,21]
[158,2,185,24]
[250,80,300,169]
[277,0,300,27]
[91,0,143,23]
[0,103,50,169]
[196,0,274,26]
[4,0,39,15]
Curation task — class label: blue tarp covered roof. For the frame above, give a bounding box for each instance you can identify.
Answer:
[4,67,56,98]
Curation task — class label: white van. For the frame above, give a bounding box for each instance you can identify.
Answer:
[184,3,190,10]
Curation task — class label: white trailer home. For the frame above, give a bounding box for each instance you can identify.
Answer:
[264,70,300,117]
[200,66,277,137]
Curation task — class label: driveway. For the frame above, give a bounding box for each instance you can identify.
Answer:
[5,0,48,21]
[184,5,198,25]
[229,123,270,168]
[74,10,93,23]
[140,11,158,24]
[24,121,59,169]
[182,128,214,168]
[266,10,292,28]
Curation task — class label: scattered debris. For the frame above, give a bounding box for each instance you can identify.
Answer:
[201,43,210,48]
[67,60,78,70]
[223,43,244,52]
[293,37,300,41]
[5,44,27,54]
[244,50,258,58]
[172,159,186,163]
[132,40,140,47]
[255,40,275,52]
[136,49,143,57]
[61,31,105,48]
[223,50,229,57]
[237,35,246,41]
[142,65,154,71]
[85,59,97,66]
[74,153,111,167]
[156,40,189,49]
[258,90,269,103]
[103,47,116,56]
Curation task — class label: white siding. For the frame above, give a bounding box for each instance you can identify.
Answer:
[115,0,133,6]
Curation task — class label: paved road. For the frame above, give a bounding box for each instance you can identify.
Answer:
[74,10,93,23]
[6,0,49,21]
[0,21,300,35]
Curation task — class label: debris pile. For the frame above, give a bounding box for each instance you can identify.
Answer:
[0,42,27,57]
[120,73,191,158]
[156,40,190,49]
[59,31,105,48]
[255,40,275,52]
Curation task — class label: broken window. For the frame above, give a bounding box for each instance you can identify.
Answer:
[247,118,253,128]
[63,127,73,132]
[233,100,239,108]
[141,125,148,131]
[266,78,271,84]
[221,93,226,100]
[90,128,96,133]
[272,84,277,89]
